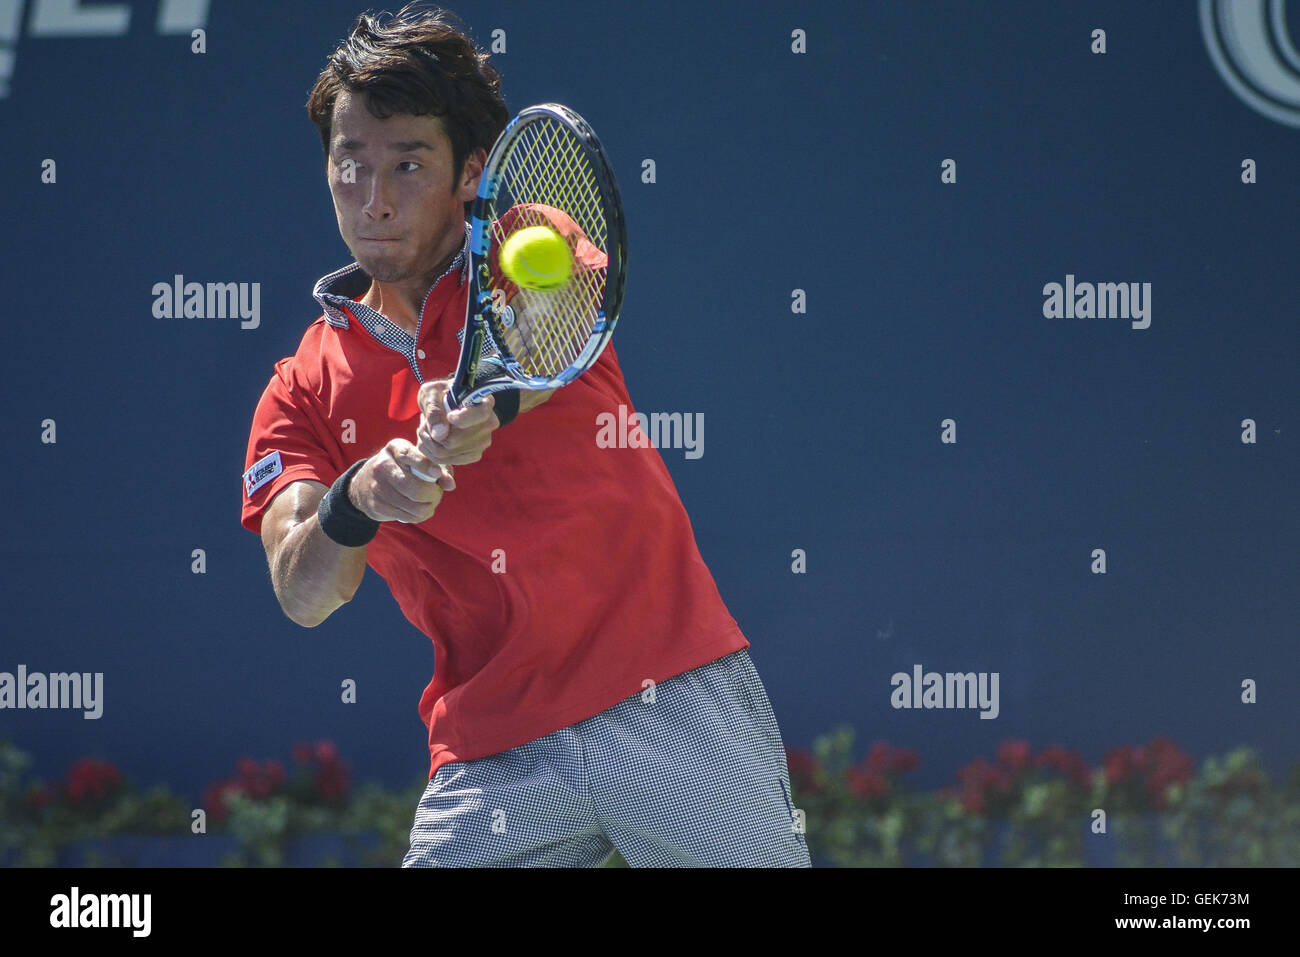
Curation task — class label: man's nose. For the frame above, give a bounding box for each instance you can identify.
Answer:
[364,172,395,219]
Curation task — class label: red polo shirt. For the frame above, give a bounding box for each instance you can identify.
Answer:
[241,236,748,778]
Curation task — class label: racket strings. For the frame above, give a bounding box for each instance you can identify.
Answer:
[487,117,610,380]
[488,211,598,375]
[503,121,607,248]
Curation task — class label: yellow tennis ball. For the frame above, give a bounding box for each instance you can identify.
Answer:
[499,225,573,290]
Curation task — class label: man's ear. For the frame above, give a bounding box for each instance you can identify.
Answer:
[458,148,487,201]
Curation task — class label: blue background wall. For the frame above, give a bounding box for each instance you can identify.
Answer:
[1,0,1296,800]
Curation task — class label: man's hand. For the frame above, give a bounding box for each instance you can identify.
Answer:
[349,439,454,524]
[415,378,500,468]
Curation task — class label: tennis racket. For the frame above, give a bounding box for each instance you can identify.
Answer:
[447,102,627,413]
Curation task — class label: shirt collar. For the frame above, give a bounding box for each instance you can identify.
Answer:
[312,221,471,331]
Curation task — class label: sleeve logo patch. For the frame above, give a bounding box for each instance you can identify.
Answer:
[244,451,283,498]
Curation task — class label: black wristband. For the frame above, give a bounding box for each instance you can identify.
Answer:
[317,460,380,547]
[492,388,521,428]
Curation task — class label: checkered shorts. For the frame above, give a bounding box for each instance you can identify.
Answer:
[402,648,811,867]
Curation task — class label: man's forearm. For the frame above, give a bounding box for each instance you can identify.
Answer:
[271,513,368,628]
[268,391,550,627]
[263,482,369,628]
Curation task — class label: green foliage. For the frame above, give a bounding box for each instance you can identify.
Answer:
[3,734,1298,867]
[797,725,924,866]
[1157,749,1300,867]
[337,780,429,867]
[791,732,1300,868]
[0,741,36,864]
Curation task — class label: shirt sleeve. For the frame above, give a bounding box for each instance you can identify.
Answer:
[240,356,341,535]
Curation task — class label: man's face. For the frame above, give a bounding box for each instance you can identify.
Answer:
[326,91,483,284]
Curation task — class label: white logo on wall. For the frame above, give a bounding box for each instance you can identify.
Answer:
[1200,0,1300,127]
[0,0,209,99]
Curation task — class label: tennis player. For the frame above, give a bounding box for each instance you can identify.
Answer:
[240,2,810,867]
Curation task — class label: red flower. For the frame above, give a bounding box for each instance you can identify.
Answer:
[234,758,287,799]
[1104,738,1195,809]
[313,740,339,764]
[996,740,1032,775]
[864,741,893,774]
[863,741,920,776]
[957,756,995,787]
[953,755,1016,816]
[847,766,889,800]
[313,761,350,802]
[844,742,919,802]
[202,778,243,825]
[1148,737,1193,776]
[206,755,291,822]
[266,760,286,790]
[1143,738,1194,807]
[890,746,921,774]
[1034,744,1091,788]
[64,758,124,805]
[784,747,822,793]
[1103,746,1138,785]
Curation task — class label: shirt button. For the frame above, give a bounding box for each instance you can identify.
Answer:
[417,349,426,360]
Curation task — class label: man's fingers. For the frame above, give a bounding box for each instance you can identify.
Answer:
[417,433,491,466]
[369,486,436,524]
[416,414,495,467]
[450,393,496,429]
[415,425,457,467]
[418,379,452,417]
[390,442,453,496]
[412,463,455,490]
[346,441,452,526]
[425,397,494,440]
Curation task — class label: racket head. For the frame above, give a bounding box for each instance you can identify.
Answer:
[449,103,627,408]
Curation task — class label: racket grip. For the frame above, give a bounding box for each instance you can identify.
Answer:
[412,463,454,488]
[444,389,487,413]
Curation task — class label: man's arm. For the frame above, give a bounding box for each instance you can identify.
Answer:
[261,439,454,628]
[262,382,548,628]
[261,479,365,628]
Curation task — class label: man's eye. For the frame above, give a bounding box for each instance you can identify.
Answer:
[397,161,421,172]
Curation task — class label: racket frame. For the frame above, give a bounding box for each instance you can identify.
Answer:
[445,102,627,412]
